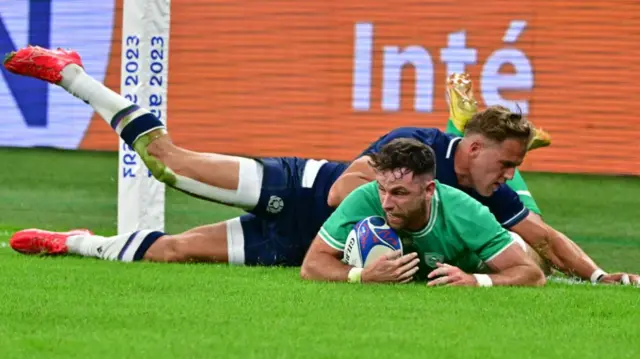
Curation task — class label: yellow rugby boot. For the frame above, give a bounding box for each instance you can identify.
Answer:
[446,72,478,132]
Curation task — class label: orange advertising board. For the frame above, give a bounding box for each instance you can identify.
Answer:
[80,0,640,175]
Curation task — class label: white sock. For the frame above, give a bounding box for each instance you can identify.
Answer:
[59,64,136,123]
[58,64,164,146]
[56,66,262,208]
[66,230,164,262]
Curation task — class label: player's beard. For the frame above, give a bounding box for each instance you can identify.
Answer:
[385,212,406,230]
[387,199,430,232]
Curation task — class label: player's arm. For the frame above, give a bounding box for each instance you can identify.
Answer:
[300,236,355,281]
[327,155,376,208]
[300,235,419,283]
[428,194,544,287]
[478,243,545,286]
[482,184,636,284]
[427,240,545,287]
[512,213,639,285]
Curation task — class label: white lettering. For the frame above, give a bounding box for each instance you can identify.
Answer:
[351,21,534,114]
[382,46,434,112]
[352,22,374,111]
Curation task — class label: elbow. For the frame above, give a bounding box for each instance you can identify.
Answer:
[327,186,340,208]
[530,265,547,287]
[300,261,313,281]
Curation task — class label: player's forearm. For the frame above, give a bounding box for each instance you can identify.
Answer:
[544,229,599,280]
[300,252,352,282]
[327,172,372,207]
[486,263,546,286]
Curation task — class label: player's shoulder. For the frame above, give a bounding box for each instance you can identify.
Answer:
[435,181,495,222]
[356,180,378,193]
[435,183,504,240]
[435,181,482,206]
[343,180,379,202]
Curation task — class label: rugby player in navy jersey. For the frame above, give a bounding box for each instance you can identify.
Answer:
[5,46,347,267]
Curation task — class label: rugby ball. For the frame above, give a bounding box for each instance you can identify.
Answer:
[342,216,403,268]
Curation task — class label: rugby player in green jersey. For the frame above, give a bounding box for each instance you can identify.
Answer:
[325,75,639,286]
[300,138,546,286]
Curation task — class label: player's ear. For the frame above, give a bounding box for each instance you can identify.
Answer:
[469,139,483,159]
[424,180,436,199]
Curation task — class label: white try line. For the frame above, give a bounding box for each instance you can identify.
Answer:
[548,275,640,288]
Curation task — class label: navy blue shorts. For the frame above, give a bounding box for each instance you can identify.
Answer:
[226,157,346,266]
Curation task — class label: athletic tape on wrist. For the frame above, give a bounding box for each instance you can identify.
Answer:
[473,274,493,287]
[348,267,363,283]
[621,274,630,285]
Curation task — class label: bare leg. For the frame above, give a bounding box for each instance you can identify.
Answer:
[12,217,247,264]
[144,221,229,263]
[31,51,264,209]
[146,135,241,191]
[3,47,266,208]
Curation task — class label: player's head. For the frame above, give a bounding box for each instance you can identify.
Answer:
[461,105,532,196]
[368,138,436,231]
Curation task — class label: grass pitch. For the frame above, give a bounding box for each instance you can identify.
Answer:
[0,148,639,359]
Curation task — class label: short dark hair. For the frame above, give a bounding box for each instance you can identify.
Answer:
[368,138,436,178]
[464,105,533,145]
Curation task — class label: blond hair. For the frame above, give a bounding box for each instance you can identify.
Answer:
[464,105,533,145]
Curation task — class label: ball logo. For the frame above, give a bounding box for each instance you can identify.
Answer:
[358,224,372,249]
[375,229,399,248]
[266,195,284,214]
[0,1,115,148]
[357,216,402,253]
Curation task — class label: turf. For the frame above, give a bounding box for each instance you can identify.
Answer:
[0,147,639,359]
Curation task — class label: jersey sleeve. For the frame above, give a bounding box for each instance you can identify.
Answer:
[477,184,530,228]
[446,189,516,263]
[318,182,382,251]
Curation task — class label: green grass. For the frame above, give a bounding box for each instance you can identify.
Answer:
[0,147,639,359]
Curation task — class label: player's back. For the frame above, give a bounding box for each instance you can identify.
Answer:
[359,127,463,184]
[358,127,452,159]
[360,127,529,228]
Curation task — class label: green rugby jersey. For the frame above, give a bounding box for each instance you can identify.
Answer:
[319,181,514,279]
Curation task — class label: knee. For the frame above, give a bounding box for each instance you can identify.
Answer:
[164,238,188,262]
[145,135,174,160]
[147,236,190,263]
[141,139,182,185]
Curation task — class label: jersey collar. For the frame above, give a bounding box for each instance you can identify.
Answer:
[445,137,462,160]
[406,185,440,236]
[441,136,463,189]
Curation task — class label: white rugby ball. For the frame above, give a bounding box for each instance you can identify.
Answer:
[342,216,403,268]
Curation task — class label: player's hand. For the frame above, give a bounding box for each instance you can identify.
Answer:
[600,273,640,286]
[427,263,477,287]
[361,250,420,284]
